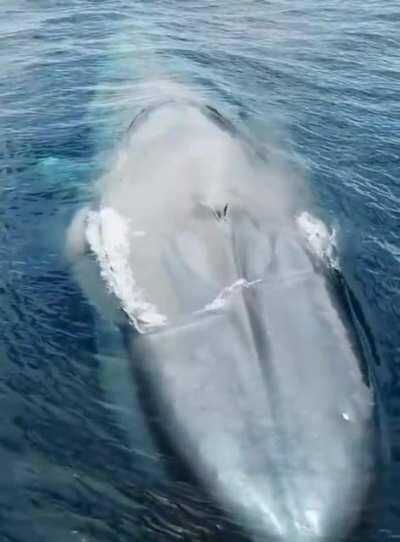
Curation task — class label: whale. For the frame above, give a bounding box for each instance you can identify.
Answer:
[66,101,377,541]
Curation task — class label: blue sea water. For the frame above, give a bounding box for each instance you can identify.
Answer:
[0,1,399,540]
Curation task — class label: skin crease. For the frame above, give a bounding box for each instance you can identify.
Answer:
[67,102,376,542]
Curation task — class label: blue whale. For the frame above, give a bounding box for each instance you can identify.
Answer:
[67,102,377,541]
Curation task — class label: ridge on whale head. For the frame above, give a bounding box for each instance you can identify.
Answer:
[67,100,378,541]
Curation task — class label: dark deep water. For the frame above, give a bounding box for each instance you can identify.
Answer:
[0,1,399,540]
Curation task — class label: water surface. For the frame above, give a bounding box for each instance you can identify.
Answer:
[0,1,399,540]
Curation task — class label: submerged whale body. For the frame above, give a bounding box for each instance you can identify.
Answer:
[67,101,377,541]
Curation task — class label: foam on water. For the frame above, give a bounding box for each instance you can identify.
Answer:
[85,206,167,333]
[296,211,338,269]
[202,278,262,312]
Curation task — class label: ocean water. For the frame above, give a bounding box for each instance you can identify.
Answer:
[0,1,399,541]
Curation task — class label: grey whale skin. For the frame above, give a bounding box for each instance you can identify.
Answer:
[67,102,376,541]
